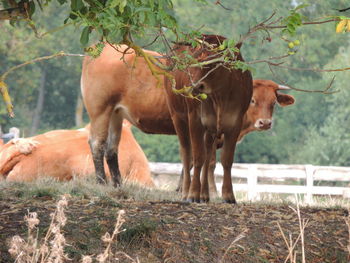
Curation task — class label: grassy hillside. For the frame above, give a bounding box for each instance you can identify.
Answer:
[0,177,349,262]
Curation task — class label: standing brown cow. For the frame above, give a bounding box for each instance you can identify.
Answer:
[81,43,294,201]
[164,35,253,203]
[81,45,172,187]
[177,79,295,197]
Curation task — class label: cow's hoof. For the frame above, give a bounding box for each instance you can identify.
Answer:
[113,182,121,188]
[187,198,200,203]
[181,197,190,203]
[200,198,210,203]
[223,199,237,204]
[97,177,107,185]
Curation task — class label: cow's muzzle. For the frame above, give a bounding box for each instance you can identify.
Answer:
[254,119,272,130]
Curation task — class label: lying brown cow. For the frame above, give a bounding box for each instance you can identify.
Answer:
[0,121,154,187]
[81,43,294,201]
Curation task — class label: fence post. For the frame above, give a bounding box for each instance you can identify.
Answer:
[248,165,258,201]
[305,165,315,204]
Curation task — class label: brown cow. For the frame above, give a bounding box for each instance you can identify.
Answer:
[208,80,295,197]
[82,44,173,187]
[164,34,254,203]
[81,43,294,201]
[177,79,295,196]
[0,121,154,187]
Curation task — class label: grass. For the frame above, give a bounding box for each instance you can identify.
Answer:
[0,174,180,202]
[0,176,350,213]
[2,175,350,210]
[2,177,350,262]
[119,219,158,246]
[7,195,140,263]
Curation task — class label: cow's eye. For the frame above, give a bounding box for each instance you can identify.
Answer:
[251,98,256,104]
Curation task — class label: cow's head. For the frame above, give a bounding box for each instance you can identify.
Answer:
[239,79,295,139]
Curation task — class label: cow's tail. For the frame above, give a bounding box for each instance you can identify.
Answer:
[0,138,39,178]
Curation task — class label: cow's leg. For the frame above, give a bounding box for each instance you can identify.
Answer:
[176,169,183,192]
[188,113,205,203]
[176,162,194,192]
[208,149,218,198]
[172,115,192,200]
[200,132,216,202]
[89,108,113,184]
[220,127,241,203]
[105,111,123,187]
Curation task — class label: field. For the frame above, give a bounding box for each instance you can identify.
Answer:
[0,177,349,263]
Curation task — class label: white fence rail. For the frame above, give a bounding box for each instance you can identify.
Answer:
[149,162,350,202]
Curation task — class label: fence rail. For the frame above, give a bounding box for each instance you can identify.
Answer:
[149,162,350,203]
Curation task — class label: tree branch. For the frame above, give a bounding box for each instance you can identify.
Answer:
[214,0,232,11]
[0,52,85,117]
[237,11,339,47]
[268,64,337,94]
[267,62,350,73]
[334,7,350,12]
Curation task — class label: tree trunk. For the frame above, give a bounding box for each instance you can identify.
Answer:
[75,94,84,127]
[30,68,46,136]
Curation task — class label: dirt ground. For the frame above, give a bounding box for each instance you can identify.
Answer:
[0,190,349,263]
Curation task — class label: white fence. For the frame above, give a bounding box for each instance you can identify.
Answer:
[149,162,350,202]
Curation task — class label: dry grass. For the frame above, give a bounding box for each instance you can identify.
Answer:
[8,195,139,263]
[235,191,350,209]
[276,196,309,263]
[8,195,70,263]
[344,211,350,260]
[0,174,180,202]
[219,228,248,263]
[1,174,350,208]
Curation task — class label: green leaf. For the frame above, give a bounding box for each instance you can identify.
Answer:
[71,0,84,11]
[227,39,235,48]
[338,15,350,20]
[119,0,127,13]
[80,26,90,46]
[135,7,151,13]
[107,0,120,8]
[69,12,78,20]
[139,11,145,23]
[149,0,154,10]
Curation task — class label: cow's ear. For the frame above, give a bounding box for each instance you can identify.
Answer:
[276,93,295,107]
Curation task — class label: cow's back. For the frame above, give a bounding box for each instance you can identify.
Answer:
[81,45,175,134]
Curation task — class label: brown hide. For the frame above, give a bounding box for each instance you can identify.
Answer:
[164,35,253,203]
[81,44,175,186]
[82,45,174,135]
[0,121,154,187]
